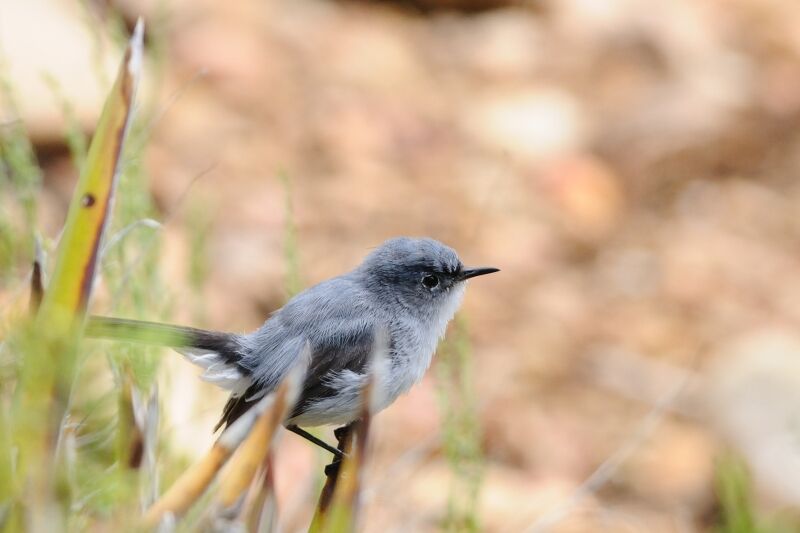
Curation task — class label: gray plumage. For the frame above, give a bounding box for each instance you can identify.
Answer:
[87,237,498,431]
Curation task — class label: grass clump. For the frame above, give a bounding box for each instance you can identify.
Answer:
[436,316,484,532]
[714,453,799,533]
[0,20,155,530]
[0,75,42,282]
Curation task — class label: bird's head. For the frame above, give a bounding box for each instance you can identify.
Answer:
[357,237,498,319]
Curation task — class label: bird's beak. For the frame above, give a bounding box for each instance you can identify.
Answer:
[459,267,500,281]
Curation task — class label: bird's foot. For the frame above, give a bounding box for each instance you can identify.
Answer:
[324,457,342,478]
[334,424,353,443]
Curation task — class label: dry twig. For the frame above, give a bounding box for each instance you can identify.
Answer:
[143,347,307,527]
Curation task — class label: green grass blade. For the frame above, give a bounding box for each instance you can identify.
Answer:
[36,21,143,327]
[435,316,484,533]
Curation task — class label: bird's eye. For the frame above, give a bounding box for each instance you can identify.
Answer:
[422,274,439,289]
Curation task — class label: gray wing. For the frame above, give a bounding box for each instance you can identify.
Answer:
[217,275,383,429]
[289,324,378,420]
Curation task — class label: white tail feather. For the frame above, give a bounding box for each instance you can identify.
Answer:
[175,347,251,396]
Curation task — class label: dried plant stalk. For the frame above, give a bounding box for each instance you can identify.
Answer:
[310,332,386,531]
[241,451,278,532]
[311,425,355,524]
[144,349,307,526]
[216,374,294,508]
[143,445,229,526]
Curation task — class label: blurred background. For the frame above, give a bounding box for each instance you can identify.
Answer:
[3,0,800,531]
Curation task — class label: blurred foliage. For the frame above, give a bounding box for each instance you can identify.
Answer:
[43,73,89,171]
[715,454,760,533]
[436,316,484,532]
[1,21,143,529]
[280,171,303,299]
[0,76,41,280]
[714,454,799,533]
[101,113,169,390]
[186,198,213,323]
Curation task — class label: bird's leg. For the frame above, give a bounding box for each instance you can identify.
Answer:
[323,421,357,478]
[286,425,345,460]
[315,422,357,512]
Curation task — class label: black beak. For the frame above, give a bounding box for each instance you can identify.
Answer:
[459,267,500,281]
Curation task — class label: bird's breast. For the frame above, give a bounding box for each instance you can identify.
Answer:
[380,322,440,406]
[383,285,466,402]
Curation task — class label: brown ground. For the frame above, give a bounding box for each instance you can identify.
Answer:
[5,0,800,531]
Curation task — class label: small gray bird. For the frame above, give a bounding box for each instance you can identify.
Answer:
[87,237,498,456]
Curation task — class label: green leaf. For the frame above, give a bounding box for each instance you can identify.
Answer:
[9,21,145,521]
[36,21,143,329]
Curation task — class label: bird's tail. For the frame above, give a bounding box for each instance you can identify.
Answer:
[86,316,235,352]
[85,316,250,393]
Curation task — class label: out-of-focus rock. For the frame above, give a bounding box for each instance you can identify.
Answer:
[322,23,423,89]
[540,154,626,242]
[552,0,752,161]
[465,87,587,162]
[450,9,542,80]
[0,0,119,142]
[624,420,714,505]
[707,329,800,507]
[758,59,800,117]
[479,465,590,532]
[349,0,521,12]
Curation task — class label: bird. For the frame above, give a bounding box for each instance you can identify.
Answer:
[86,237,498,457]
